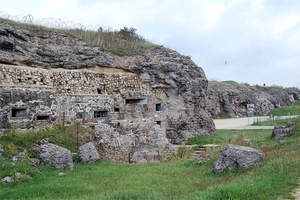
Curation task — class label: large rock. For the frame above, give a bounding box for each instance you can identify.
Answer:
[38,142,74,170]
[1,172,31,183]
[271,122,294,139]
[78,142,100,163]
[212,144,265,173]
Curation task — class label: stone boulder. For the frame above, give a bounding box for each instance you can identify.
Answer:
[11,150,27,162]
[1,172,31,183]
[78,142,100,163]
[38,141,74,170]
[271,122,294,139]
[1,176,14,183]
[212,144,265,173]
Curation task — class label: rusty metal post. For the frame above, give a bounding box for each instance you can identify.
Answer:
[157,150,161,161]
[62,112,65,127]
[76,122,79,149]
[128,152,131,164]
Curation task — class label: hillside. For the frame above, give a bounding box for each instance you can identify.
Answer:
[208,80,300,118]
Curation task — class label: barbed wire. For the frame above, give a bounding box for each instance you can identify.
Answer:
[0,11,115,32]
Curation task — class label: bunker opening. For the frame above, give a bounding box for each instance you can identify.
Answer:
[156,103,162,111]
[37,115,50,120]
[125,98,147,104]
[94,111,108,118]
[11,108,27,118]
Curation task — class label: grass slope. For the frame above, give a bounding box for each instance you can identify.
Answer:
[1,118,300,199]
[267,100,300,116]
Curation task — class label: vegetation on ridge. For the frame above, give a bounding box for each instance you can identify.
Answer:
[0,17,153,56]
[266,100,300,116]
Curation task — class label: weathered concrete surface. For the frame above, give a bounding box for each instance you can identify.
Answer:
[115,47,216,143]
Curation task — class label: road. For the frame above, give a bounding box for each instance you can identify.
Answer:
[213,115,298,130]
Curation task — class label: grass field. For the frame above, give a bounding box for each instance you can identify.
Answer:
[1,118,300,199]
[252,100,300,126]
[252,117,298,126]
[266,100,300,116]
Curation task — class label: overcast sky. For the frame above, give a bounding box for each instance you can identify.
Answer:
[0,0,299,88]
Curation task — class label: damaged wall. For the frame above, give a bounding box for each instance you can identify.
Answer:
[0,64,174,163]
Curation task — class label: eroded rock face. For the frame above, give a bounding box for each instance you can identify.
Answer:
[117,47,216,143]
[212,144,265,173]
[0,23,114,68]
[208,81,297,118]
[78,142,100,163]
[38,141,74,170]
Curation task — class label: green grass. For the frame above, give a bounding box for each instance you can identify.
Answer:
[1,118,300,199]
[220,80,239,86]
[0,125,94,158]
[252,117,298,126]
[266,100,300,116]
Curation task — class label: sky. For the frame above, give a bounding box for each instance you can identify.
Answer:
[0,0,299,88]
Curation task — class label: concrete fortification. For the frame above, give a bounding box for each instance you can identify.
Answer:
[0,22,215,163]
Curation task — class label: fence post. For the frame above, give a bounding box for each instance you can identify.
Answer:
[128,152,131,164]
[62,112,65,127]
[76,122,79,149]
